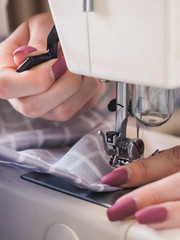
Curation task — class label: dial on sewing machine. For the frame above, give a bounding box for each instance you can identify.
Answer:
[47,0,179,167]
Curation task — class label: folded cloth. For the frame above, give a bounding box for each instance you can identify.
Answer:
[0,98,116,192]
[0,99,179,192]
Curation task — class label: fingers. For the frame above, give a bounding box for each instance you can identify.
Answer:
[1,44,66,99]
[0,13,52,68]
[1,11,105,121]
[9,75,103,121]
[13,13,55,66]
[0,21,30,68]
[0,12,102,120]
[8,70,82,118]
[27,13,54,52]
[103,147,180,229]
[107,172,180,229]
[135,201,180,229]
[0,59,56,99]
[41,77,105,121]
[0,13,60,99]
[13,45,38,66]
[73,80,105,117]
[102,146,180,187]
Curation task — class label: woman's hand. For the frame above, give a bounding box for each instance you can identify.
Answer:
[0,13,105,121]
[102,145,180,229]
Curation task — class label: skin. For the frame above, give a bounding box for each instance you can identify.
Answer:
[106,145,180,230]
[0,11,179,231]
[0,13,105,121]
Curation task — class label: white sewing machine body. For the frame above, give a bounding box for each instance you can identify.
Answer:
[1,1,180,240]
[49,0,180,89]
[49,0,180,167]
[0,165,132,240]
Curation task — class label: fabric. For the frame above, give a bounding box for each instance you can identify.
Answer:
[0,90,117,192]
[0,97,179,192]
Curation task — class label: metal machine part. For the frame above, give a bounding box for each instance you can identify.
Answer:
[82,0,94,12]
[132,85,174,127]
[99,82,145,167]
[21,171,132,208]
[99,82,173,167]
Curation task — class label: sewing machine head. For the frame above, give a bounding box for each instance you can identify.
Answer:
[48,0,180,167]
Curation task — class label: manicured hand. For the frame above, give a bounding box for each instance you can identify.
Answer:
[102,145,180,229]
[0,13,105,121]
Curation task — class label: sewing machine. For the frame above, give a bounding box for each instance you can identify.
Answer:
[1,0,180,240]
[48,0,179,167]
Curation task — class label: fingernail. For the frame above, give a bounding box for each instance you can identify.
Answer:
[50,56,67,80]
[102,168,129,187]
[107,197,137,221]
[13,45,37,55]
[135,207,168,224]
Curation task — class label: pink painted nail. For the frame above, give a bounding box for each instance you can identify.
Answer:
[50,56,67,80]
[13,45,37,55]
[102,168,129,187]
[135,207,168,224]
[107,197,137,221]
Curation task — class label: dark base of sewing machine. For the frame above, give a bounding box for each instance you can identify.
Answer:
[21,172,134,208]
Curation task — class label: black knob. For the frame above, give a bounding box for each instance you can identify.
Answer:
[108,99,116,112]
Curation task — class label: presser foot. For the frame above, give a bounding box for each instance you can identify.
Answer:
[109,156,132,167]
[98,130,144,167]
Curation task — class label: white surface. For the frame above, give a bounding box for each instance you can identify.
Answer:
[48,0,91,76]
[45,224,79,240]
[49,0,180,88]
[1,165,180,240]
[127,222,180,240]
[0,165,132,240]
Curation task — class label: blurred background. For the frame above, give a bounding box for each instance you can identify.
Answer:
[0,0,49,36]
[7,0,50,31]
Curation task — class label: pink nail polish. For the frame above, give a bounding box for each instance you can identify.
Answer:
[50,56,67,80]
[13,45,37,55]
[107,197,137,221]
[102,168,129,187]
[135,207,168,224]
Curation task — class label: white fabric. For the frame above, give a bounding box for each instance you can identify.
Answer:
[0,98,179,192]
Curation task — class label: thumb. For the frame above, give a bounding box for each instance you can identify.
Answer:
[27,13,53,52]
[13,14,54,66]
[13,45,39,66]
[13,28,51,66]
